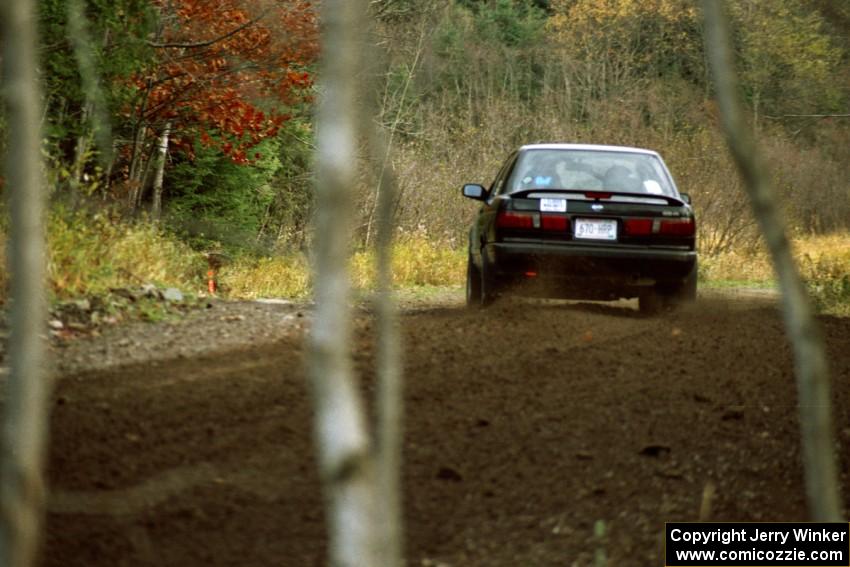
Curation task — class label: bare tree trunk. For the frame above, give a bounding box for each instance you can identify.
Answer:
[702,0,842,522]
[151,121,171,222]
[364,28,425,248]
[128,123,148,210]
[310,0,381,565]
[0,0,51,565]
[360,28,405,565]
[359,15,409,565]
[370,130,404,567]
[71,104,91,194]
[128,79,153,212]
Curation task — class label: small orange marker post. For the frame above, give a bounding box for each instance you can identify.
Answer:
[207,269,217,294]
[205,252,226,296]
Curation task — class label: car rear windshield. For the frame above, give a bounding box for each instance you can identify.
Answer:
[506,149,677,197]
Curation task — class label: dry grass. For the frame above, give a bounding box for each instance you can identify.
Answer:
[222,233,465,299]
[222,254,311,299]
[3,209,847,317]
[351,233,465,290]
[704,232,850,315]
[0,211,465,305]
[46,210,203,299]
[700,248,774,285]
[794,233,850,316]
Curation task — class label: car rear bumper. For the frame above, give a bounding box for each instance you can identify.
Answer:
[482,241,697,299]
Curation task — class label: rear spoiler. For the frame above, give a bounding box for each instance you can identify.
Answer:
[509,188,689,207]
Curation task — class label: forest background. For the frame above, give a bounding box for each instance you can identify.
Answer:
[1,0,850,313]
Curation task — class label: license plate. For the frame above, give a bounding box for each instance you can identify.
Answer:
[574,218,617,241]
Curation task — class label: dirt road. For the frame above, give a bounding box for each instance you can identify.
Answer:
[45,292,850,566]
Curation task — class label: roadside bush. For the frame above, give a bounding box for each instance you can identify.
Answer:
[217,231,465,300]
[702,232,850,316]
[351,230,465,290]
[47,208,204,299]
[221,254,311,299]
[797,233,850,316]
[698,248,774,285]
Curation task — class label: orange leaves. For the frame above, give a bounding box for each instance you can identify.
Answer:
[137,0,318,164]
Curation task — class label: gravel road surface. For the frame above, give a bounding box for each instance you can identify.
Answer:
[40,289,850,566]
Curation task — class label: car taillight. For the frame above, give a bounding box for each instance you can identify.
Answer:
[496,210,536,229]
[541,214,569,232]
[659,218,696,236]
[624,218,652,235]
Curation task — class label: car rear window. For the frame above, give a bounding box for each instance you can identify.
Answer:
[507,149,676,197]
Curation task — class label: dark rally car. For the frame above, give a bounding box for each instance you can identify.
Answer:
[462,143,697,313]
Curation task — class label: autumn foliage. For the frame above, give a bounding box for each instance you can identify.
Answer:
[136,0,318,163]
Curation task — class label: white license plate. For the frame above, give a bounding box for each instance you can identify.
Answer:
[574,218,617,241]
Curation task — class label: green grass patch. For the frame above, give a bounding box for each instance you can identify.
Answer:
[699,279,778,290]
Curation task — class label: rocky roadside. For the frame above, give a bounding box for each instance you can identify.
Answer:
[51,298,311,375]
[0,285,465,377]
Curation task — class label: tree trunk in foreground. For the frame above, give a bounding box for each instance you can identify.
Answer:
[702,0,842,522]
[0,0,52,565]
[309,0,382,565]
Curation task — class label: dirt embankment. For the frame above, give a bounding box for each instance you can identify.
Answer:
[42,291,850,566]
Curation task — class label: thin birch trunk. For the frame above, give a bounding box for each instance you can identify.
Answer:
[71,104,91,194]
[359,23,405,565]
[364,28,425,248]
[133,143,155,213]
[128,123,147,210]
[151,121,171,222]
[702,0,842,522]
[0,0,51,566]
[128,79,153,212]
[370,129,404,567]
[310,0,380,565]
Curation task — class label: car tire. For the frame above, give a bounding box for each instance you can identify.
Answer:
[681,263,698,302]
[480,259,499,308]
[466,254,482,308]
[661,263,698,307]
[638,289,663,316]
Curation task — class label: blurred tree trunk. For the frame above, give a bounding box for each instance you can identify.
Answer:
[309,0,386,566]
[0,0,52,565]
[66,0,113,173]
[702,0,842,522]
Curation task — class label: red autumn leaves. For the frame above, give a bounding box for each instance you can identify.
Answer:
[139,0,318,163]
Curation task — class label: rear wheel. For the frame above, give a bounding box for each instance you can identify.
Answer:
[638,289,663,316]
[660,262,698,308]
[480,259,499,307]
[680,263,698,302]
[466,255,482,308]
